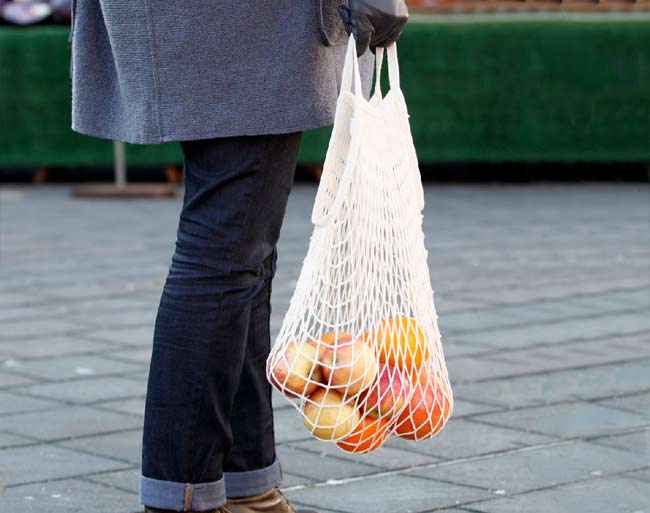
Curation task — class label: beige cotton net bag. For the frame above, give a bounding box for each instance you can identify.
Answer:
[267,36,452,453]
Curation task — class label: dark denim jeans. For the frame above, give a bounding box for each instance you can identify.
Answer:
[140,133,302,511]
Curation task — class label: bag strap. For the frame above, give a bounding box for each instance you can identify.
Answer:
[371,44,401,100]
[340,36,363,97]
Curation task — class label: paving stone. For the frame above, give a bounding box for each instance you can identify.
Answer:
[280,471,315,488]
[0,303,67,323]
[479,302,587,323]
[56,296,155,316]
[1,406,141,441]
[447,398,502,418]
[476,402,650,439]
[438,310,519,335]
[535,292,649,317]
[86,467,141,494]
[432,293,486,313]
[59,429,142,464]
[86,326,154,347]
[599,391,650,416]
[0,318,84,341]
[0,290,49,308]
[0,431,33,449]
[590,429,650,453]
[276,445,379,482]
[16,376,145,404]
[411,441,648,496]
[290,439,440,470]
[386,418,553,460]
[0,370,36,388]
[453,360,650,408]
[103,347,152,366]
[273,408,313,444]
[70,307,158,329]
[623,469,650,483]
[0,478,140,513]
[459,312,650,349]
[439,339,493,358]
[469,334,650,379]
[290,507,343,513]
[0,336,112,360]
[595,288,650,309]
[6,354,142,381]
[285,473,490,513]
[0,444,126,486]
[0,390,57,415]
[96,397,146,417]
[446,355,527,383]
[470,477,650,513]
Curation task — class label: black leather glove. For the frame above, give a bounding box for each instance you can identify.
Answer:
[338,0,409,57]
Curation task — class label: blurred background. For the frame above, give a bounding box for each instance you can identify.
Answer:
[1,1,649,512]
[1,0,649,184]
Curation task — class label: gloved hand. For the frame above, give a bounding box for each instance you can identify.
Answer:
[338,0,409,57]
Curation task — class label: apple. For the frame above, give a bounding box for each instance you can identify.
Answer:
[360,364,409,419]
[302,388,361,440]
[269,340,323,398]
[311,332,352,359]
[395,370,452,440]
[319,337,378,397]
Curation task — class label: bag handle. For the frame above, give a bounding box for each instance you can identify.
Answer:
[311,36,362,227]
[371,44,401,100]
[340,35,363,97]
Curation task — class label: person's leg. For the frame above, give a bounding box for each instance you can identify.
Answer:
[140,133,302,512]
[222,248,280,496]
[224,134,301,495]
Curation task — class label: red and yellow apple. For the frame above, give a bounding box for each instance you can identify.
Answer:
[310,331,352,359]
[302,388,361,440]
[319,336,378,397]
[269,340,323,398]
[360,364,409,419]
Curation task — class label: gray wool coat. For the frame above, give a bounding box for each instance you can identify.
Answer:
[70,0,374,144]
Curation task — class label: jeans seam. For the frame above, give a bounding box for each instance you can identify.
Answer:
[183,483,192,511]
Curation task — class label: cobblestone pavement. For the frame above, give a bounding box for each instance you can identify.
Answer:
[0,184,648,513]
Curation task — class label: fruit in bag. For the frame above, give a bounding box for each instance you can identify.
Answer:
[302,388,361,440]
[360,364,409,419]
[367,317,430,370]
[337,415,390,453]
[269,340,323,397]
[319,336,378,397]
[395,369,451,440]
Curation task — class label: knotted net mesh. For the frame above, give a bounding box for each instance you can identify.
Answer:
[267,39,452,454]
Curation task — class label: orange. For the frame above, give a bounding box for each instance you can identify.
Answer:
[337,415,390,453]
[366,317,429,370]
[394,370,451,440]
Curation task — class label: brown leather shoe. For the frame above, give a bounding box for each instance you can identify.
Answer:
[144,507,231,513]
[226,488,318,513]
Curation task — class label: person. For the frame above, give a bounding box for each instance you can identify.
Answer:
[70,2,408,512]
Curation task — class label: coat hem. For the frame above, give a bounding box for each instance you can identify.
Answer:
[71,115,336,145]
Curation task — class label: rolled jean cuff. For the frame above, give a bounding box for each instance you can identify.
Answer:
[224,458,283,498]
[139,475,226,511]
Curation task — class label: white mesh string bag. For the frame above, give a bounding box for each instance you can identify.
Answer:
[267,36,452,454]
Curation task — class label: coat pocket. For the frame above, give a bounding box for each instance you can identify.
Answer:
[318,0,348,47]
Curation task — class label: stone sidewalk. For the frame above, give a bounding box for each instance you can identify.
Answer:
[0,184,648,513]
